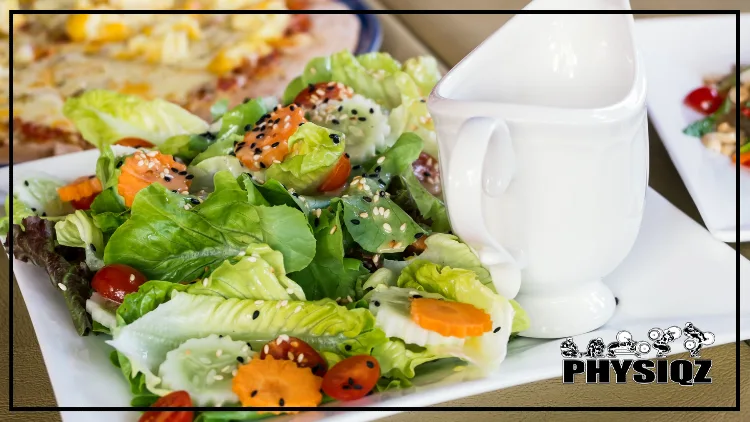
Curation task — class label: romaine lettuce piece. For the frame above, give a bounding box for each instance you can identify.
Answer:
[1,195,35,236]
[14,172,73,217]
[187,243,306,301]
[116,280,190,326]
[63,89,209,149]
[55,210,105,270]
[357,132,423,188]
[371,338,441,381]
[104,179,315,281]
[158,334,254,406]
[265,123,346,194]
[187,155,245,193]
[159,134,213,163]
[191,133,244,166]
[215,98,267,141]
[107,292,386,394]
[402,56,441,97]
[307,95,391,164]
[387,73,438,158]
[418,234,492,287]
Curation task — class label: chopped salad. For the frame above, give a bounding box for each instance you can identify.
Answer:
[3,51,529,420]
[683,64,749,166]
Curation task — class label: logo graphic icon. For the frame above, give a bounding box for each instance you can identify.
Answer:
[584,337,606,358]
[683,322,715,358]
[560,337,582,358]
[648,326,682,357]
[606,330,651,358]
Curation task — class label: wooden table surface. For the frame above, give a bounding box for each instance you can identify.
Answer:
[2,2,748,421]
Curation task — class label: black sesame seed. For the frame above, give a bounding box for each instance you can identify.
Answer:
[323,98,329,104]
[243,97,250,103]
[369,108,374,114]
[273,105,279,112]
[244,124,251,131]
[420,99,426,103]
[172,190,178,193]
[250,143,256,149]
[368,173,379,178]
[353,384,363,390]
[237,142,246,148]
[342,385,351,390]
[260,162,267,169]
[358,117,367,122]
[271,142,280,148]
[345,345,352,351]
[414,233,424,239]
[230,151,236,157]
[351,219,360,225]
[170,167,179,173]
[493,327,502,333]
[373,300,380,307]
[290,105,296,111]
[332,119,340,125]
[246,342,253,349]
[42,212,47,217]
[344,153,350,159]
[348,377,354,385]
[314,217,320,227]
[252,310,260,320]
[377,178,386,186]
[31,208,36,212]
[308,83,315,93]
[254,148,262,154]
[279,398,285,407]
[351,109,358,115]
[379,191,385,197]
[329,134,340,144]
[252,126,260,132]
[24,181,29,186]
[186,174,195,180]
[274,118,281,124]
[236,356,244,363]
[299,122,305,126]
[423,171,432,178]
[218,334,223,338]
[116,161,123,168]
[412,294,423,299]
[292,192,300,198]
[89,243,96,252]
[164,176,173,182]
[179,170,188,175]
[251,390,258,397]
[362,196,372,203]
[337,105,343,112]
[352,165,362,170]
[366,360,375,368]
[256,133,265,139]
[190,198,200,205]
[374,166,381,173]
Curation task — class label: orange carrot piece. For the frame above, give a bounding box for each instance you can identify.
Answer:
[410,298,492,338]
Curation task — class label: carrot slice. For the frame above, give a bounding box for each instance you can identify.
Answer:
[410,298,492,338]
[117,150,191,207]
[236,104,307,172]
[58,175,103,203]
[232,357,322,414]
[739,151,750,165]
[116,138,155,148]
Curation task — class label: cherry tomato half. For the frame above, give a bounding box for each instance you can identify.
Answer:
[92,264,147,304]
[138,391,193,422]
[318,154,351,193]
[116,137,156,148]
[684,86,723,115]
[742,107,750,119]
[321,355,380,401]
[70,194,98,211]
[260,336,328,377]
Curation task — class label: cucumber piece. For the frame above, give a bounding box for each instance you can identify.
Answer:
[157,334,255,406]
[307,94,391,164]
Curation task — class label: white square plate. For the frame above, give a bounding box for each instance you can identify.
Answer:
[635,14,749,243]
[3,149,748,422]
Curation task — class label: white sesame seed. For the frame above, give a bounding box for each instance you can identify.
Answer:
[342,194,349,198]
[216,349,223,357]
[384,209,391,218]
[383,223,392,233]
[294,305,302,314]
[286,287,294,295]
[129,274,135,281]
[273,159,281,164]
[58,283,67,291]
[347,295,353,302]
[280,300,288,307]
[264,345,270,354]
[181,191,189,195]
[221,365,232,373]
[400,223,407,232]
[253,154,261,160]
[373,207,380,216]
[277,334,290,344]
[147,151,158,157]
[273,124,278,130]
[200,357,212,364]
[248,256,257,262]
[316,89,325,96]
[184,204,191,210]
[284,115,290,122]
[237,251,246,257]
[262,145,270,151]
[359,212,369,218]
[377,156,385,164]
[310,67,317,74]
[330,225,337,235]
[231,369,238,377]
[255,300,264,305]
[214,375,224,381]
[394,242,402,249]
[147,161,155,169]
[203,278,209,286]
[137,160,145,166]
[373,254,380,263]
[315,208,322,218]
[297,353,305,363]
[372,194,379,202]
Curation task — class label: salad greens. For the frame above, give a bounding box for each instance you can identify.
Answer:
[7,51,531,415]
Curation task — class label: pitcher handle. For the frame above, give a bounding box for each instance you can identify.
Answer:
[447,117,523,298]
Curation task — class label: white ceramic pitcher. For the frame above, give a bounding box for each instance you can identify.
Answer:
[427,0,649,338]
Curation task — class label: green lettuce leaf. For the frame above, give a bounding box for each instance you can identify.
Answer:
[210,99,229,121]
[187,243,306,301]
[215,98,267,140]
[191,133,244,166]
[289,204,367,300]
[389,170,450,233]
[402,56,441,97]
[187,155,245,193]
[10,217,93,335]
[1,195,35,236]
[265,123,345,194]
[63,89,209,149]
[371,338,441,381]
[107,292,386,394]
[159,134,213,163]
[387,74,438,158]
[418,234,492,287]
[54,210,105,270]
[357,132,423,188]
[116,280,190,326]
[248,176,331,216]
[104,179,315,282]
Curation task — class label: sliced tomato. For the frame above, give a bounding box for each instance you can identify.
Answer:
[742,107,750,119]
[321,355,380,401]
[138,391,193,422]
[260,336,328,377]
[293,81,354,109]
[116,138,156,148]
[70,194,98,211]
[318,154,351,192]
[684,86,723,114]
[92,264,147,304]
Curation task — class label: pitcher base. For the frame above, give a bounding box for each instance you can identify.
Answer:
[514,279,616,339]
